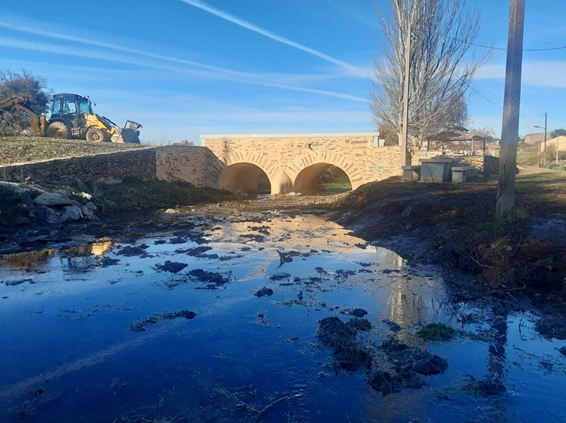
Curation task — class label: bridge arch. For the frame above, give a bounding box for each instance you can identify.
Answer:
[293,163,351,195]
[289,151,364,193]
[215,152,293,195]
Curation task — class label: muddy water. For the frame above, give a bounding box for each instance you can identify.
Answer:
[1,213,565,422]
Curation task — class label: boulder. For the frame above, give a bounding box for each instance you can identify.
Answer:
[62,205,83,221]
[46,208,66,225]
[21,185,46,198]
[34,192,72,206]
[0,181,25,193]
[81,202,98,219]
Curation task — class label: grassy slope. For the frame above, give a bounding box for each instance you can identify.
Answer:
[89,177,234,213]
[0,136,154,166]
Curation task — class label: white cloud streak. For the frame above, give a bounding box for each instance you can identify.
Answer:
[475,62,566,88]
[325,0,378,28]
[0,37,367,102]
[178,0,367,78]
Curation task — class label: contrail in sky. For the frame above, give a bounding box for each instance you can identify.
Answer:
[0,37,367,102]
[178,0,367,78]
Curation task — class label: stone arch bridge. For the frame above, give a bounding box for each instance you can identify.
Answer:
[199,133,404,195]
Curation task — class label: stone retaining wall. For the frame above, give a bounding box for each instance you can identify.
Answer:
[156,146,224,189]
[0,146,220,187]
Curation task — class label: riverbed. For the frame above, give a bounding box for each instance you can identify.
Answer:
[1,210,565,422]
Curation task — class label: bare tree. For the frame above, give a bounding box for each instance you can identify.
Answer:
[0,69,52,135]
[369,0,490,147]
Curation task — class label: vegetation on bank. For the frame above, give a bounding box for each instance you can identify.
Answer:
[333,168,566,300]
[418,323,456,341]
[319,182,352,189]
[88,177,236,213]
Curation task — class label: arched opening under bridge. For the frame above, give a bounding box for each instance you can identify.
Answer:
[218,163,271,199]
[294,163,352,195]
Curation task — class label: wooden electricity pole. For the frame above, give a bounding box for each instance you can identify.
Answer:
[496,0,525,218]
[401,23,411,166]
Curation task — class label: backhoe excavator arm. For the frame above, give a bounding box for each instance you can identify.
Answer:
[0,94,46,136]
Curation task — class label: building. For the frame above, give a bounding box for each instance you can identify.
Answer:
[538,136,566,152]
[525,133,547,145]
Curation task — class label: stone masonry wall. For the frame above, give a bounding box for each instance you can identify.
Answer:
[155,146,224,189]
[0,146,221,188]
[202,134,404,192]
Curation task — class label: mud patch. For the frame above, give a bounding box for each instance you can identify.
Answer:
[368,337,449,395]
[155,261,188,273]
[188,269,230,287]
[115,244,150,257]
[269,272,291,281]
[129,310,196,331]
[316,317,372,371]
[255,287,274,297]
[340,308,368,318]
[4,278,34,286]
[535,315,566,340]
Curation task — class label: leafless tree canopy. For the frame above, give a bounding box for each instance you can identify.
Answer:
[369,0,491,146]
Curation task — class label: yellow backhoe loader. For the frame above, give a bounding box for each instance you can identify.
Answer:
[0,93,142,143]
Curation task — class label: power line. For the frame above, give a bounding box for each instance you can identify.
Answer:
[429,52,544,119]
[470,86,544,119]
[433,30,565,52]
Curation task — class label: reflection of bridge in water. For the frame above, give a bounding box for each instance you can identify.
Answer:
[201,133,404,196]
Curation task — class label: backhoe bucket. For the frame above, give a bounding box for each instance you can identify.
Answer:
[111,120,142,144]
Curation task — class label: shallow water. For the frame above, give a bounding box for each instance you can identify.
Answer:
[0,212,565,423]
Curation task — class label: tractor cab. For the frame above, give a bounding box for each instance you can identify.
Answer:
[50,93,94,136]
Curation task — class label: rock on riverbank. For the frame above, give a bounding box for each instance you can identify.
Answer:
[0,181,98,227]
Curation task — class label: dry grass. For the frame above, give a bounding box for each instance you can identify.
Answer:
[0,136,154,166]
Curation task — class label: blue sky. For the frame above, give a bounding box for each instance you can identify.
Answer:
[1,0,564,144]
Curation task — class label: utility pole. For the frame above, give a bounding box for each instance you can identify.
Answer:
[496,0,525,218]
[401,23,411,166]
[544,112,548,163]
[557,133,560,164]
[534,112,547,164]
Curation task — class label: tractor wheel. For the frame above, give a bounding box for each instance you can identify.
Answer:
[86,127,107,142]
[47,122,70,139]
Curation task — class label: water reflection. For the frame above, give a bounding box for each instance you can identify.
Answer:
[0,214,563,423]
[63,240,113,257]
[0,249,55,269]
[488,312,508,377]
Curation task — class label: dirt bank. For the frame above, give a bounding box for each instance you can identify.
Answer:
[329,167,566,309]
